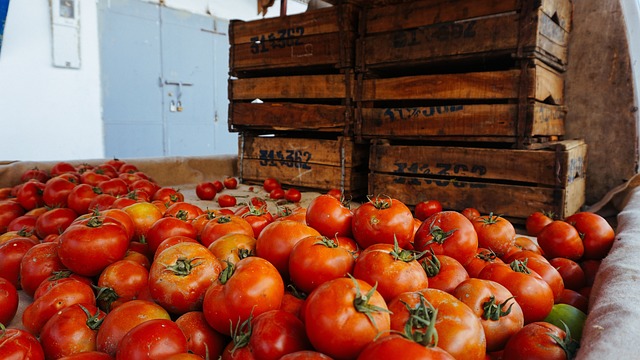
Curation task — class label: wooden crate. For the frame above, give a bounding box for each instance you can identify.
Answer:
[356,60,565,144]
[229,4,359,77]
[368,139,587,220]
[229,72,355,134]
[358,0,571,71]
[239,133,368,195]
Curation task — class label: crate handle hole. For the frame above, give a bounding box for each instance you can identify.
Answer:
[550,12,560,26]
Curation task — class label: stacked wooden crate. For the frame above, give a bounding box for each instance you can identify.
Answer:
[228,4,368,195]
[357,0,585,220]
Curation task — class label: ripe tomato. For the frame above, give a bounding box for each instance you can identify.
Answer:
[270,188,285,200]
[21,167,50,183]
[67,184,103,215]
[130,179,159,198]
[175,311,227,360]
[154,236,199,261]
[195,182,217,200]
[353,242,429,302]
[325,188,342,200]
[0,237,38,289]
[472,213,516,257]
[564,212,615,260]
[413,211,479,267]
[97,178,129,197]
[305,194,353,238]
[357,334,455,360]
[304,277,390,360]
[149,242,222,314]
[218,194,237,208]
[461,207,481,221]
[453,278,524,352]
[203,256,284,336]
[525,211,554,237]
[116,319,188,360]
[88,193,117,212]
[96,259,150,312]
[34,207,78,239]
[223,177,238,189]
[256,220,321,278]
[351,196,414,249]
[279,351,334,360]
[0,276,18,325]
[502,321,576,360]
[200,214,254,248]
[16,180,46,211]
[548,257,586,291]
[0,326,45,359]
[80,170,111,186]
[580,259,601,286]
[6,216,38,235]
[42,176,77,207]
[164,202,204,220]
[420,252,469,294]
[20,242,67,297]
[414,199,443,221]
[153,187,184,204]
[0,200,26,234]
[504,250,565,301]
[96,299,171,357]
[285,188,302,203]
[236,204,274,238]
[145,217,198,255]
[536,220,584,261]
[464,248,504,279]
[207,233,256,270]
[289,235,356,294]
[39,304,106,359]
[212,180,225,193]
[58,216,130,277]
[263,177,281,193]
[554,288,589,314]
[123,202,164,241]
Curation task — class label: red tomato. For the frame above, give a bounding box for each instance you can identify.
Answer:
[502,322,576,360]
[548,257,586,291]
[16,180,46,211]
[461,207,481,221]
[580,259,601,286]
[414,199,443,221]
[351,196,414,249]
[289,235,356,294]
[21,167,50,183]
[88,193,117,212]
[96,259,150,312]
[153,187,184,205]
[34,207,78,239]
[207,233,256,270]
[149,242,222,314]
[123,202,164,241]
[353,242,429,302]
[67,184,103,215]
[565,212,615,260]
[263,178,281,193]
[464,248,505,279]
[413,211,479,267]
[504,250,565,302]
[218,194,237,208]
[525,211,554,237]
[472,213,516,257]
[80,170,111,186]
[96,299,171,357]
[6,215,38,235]
[42,176,77,207]
[154,236,199,261]
[304,277,390,360]
[212,180,225,193]
[223,177,238,189]
[0,200,26,234]
[50,161,77,177]
[279,351,334,360]
[325,188,342,200]
[305,194,353,238]
[536,220,584,261]
[116,319,188,360]
[20,242,67,297]
[118,163,140,174]
[164,202,204,220]
[199,214,254,248]
[285,188,302,203]
[175,311,227,360]
[256,220,321,279]
[358,334,455,360]
[0,238,37,289]
[420,252,469,294]
[202,256,284,336]
[554,288,589,314]
[145,217,198,255]
[39,304,106,359]
[453,278,524,352]
[195,182,217,200]
[270,188,285,200]
[0,277,18,325]
[130,179,159,198]
[0,326,45,359]
[236,204,274,238]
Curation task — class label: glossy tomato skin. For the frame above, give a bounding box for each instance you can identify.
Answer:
[564,212,615,260]
[280,351,334,360]
[548,257,586,291]
[145,217,198,255]
[0,327,45,360]
[35,207,78,239]
[200,215,254,248]
[218,194,237,208]
[203,256,284,336]
[207,233,256,270]
[263,178,281,193]
[472,214,516,257]
[285,188,302,203]
[304,277,390,360]
[351,197,414,249]
[123,202,164,242]
[42,176,77,208]
[525,211,554,237]
[0,237,39,289]
[20,241,67,297]
[67,184,103,215]
[175,311,227,360]
[464,248,505,279]
[116,319,188,360]
[413,211,479,267]
[421,253,469,294]
[536,221,584,261]
[97,259,150,312]
[504,250,565,302]
[0,276,19,325]
[414,200,443,221]
[39,303,106,359]
[270,188,285,200]
[16,180,46,211]
[305,194,353,238]
[195,182,217,200]
[502,322,572,360]
[357,334,455,360]
[223,177,238,189]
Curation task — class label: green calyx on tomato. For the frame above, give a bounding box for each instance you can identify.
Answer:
[217,216,232,224]
[421,250,442,277]
[481,295,515,321]
[350,275,391,329]
[218,260,236,284]
[367,194,392,210]
[400,293,439,347]
[476,249,499,262]
[427,219,457,245]
[174,209,189,221]
[546,321,580,360]
[79,304,105,331]
[313,236,339,249]
[237,247,254,260]
[390,237,425,262]
[166,257,203,277]
[86,216,104,228]
[94,284,119,312]
[229,313,253,355]
[510,259,531,274]
[479,212,503,225]
[48,270,73,281]
[286,284,307,300]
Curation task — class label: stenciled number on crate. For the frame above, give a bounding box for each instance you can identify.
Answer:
[393,21,477,49]
[391,176,487,189]
[250,27,305,54]
[382,105,464,122]
[567,156,585,184]
[258,149,312,169]
[393,162,487,177]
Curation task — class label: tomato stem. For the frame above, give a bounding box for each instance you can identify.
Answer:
[86,216,103,228]
[510,259,531,274]
[547,321,580,360]
[166,257,203,276]
[400,293,439,347]
[229,312,253,354]
[313,236,338,249]
[79,304,104,330]
[350,275,390,329]
[421,250,442,277]
[390,236,425,262]
[481,295,515,321]
[219,260,235,285]
[93,284,119,313]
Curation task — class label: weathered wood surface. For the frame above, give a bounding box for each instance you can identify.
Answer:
[230,74,354,100]
[230,102,351,132]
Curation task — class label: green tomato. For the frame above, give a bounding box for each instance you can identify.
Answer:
[544,303,587,341]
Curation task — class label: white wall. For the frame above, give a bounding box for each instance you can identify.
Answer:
[621,0,640,158]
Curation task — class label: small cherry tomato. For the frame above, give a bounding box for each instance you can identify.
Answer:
[414,200,443,221]
[285,188,302,203]
[223,177,238,189]
[195,182,217,201]
[270,188,285,200]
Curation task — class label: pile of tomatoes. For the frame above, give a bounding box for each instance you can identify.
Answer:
[0,161,615,360]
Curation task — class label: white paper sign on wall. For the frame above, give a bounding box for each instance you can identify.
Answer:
[51,0,80,69]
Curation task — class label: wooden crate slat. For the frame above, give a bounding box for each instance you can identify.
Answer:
[230,74,353,100]
[230,102,350,132]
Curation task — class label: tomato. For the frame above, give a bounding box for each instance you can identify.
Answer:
[153,187,185,204]
[548,257,586,291]
[554,288,589,314]
[420,252,469,294]
[149,242,222,314]
[118,163,140,174]
[34,207,77,239]
[525,211,554,237]
[58,216,130,277]
[21,167,50,183]
[145,217,198,255]
[32,271,93,300]
[16,180,46,211]
[20,241,67,297]
[0,237,37,289]
[285,188,302,203]
[164,202,204,220]
[263,177,281,193]
[116,319,188,360]
[280,286,306,319]
[0,325,45,359]
[357,334,456,360]
[200,214,254,248]
[80,170,111,186]
[42,176,77,207]
[218,194,238,207]
[0,200,26,234]
[203,256,284,336]
[130,179,159,198]
[544,303,586,341]
[221,309,311,360]
[256,220,321,278]
[565,212,615,260]
[354,242,429,302]
[0,277,18,325]
[504,250,565,301]
[387,288,486,360]
[96,299,171,356]
[289,235,356,294]
[413,211,479,267]
[22,278,96,336]
[175,311,227,360]
[461,207,481,221]
[580,259,601,286]
[223,177,238,189]
[88,193,117,212]
[212,180,225,193]
[67,184,103,215]
[453,278,524,352]
[207,233,256,271]
[196,182,217,200]
[39,304,106,359]
[304,277,390,359]
[101,208,136,241]
[57,351,113,359]
[280,351,334,360]
[478,261,554,324]
[325,188,342,200]
[237,204,274,238]
[414,199,443,221]
[50,161,77,177]
[464,248,504,279]
[270,188,285,200]
[6,215,38,234]
[305,194,353,238]
[94,163,119,179]
[154,236,199,260]
[123,202,164,241]
[472,213,516,257]
[537,221,584,261]
[502,321,576,360]
[351,196,414,249]
[96,259,150,312]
